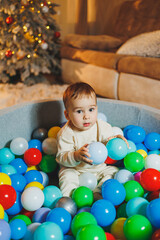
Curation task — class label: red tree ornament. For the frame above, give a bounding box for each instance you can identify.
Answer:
[6,16,14,24]
[5,50,13,58]
[54,31,60,38]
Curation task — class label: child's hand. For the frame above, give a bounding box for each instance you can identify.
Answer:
[74,144,93,165]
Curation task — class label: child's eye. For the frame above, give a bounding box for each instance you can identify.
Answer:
[89,108,95,112]
[77,110,82,114]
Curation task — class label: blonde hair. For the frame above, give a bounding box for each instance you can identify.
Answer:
[63,82,97,109]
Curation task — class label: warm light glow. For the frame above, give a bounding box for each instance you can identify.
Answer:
[46,26,50,29]
[37,11,40,13]
[38,40,42,43]
[23,25,27,32]
[38,34,41,37]
[27,54,31,58]
[40,3,44,7]
[35,37,38,41]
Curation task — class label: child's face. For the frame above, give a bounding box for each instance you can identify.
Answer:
[65,94,97,131]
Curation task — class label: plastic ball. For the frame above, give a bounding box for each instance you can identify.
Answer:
[146,198,160,228]
[32,128,48,141]
[87,142,108,164]
[134,171,142,183]
[136,149,147,158]
[43,185,62,209]
[25,181,44,190]
[79,172,97,190]
[126,126,146,144]
[6,191,22,215]
[64,235,75,240]
[136,143,148,152]
[106,138,128,160]
[124,180,144,201]
[0,184,17,210]
[71,212,97,237]
[152,229,160,240]
[0,204,4,219]
[145,154,160,170]
[21,186,44,211]
[10,137,28,155]
[127,140,137,153]
[148,150,160,155]
[10,158,27,174]
[22,223,41,240]
[32,207,50,223]
[144,132,160,150]
[110,217,127,240]
[126,197,149,217]
[97,112,107,122]
[39,171,49,187]
[105,156,117,165]
[55,196,77,217]
[46,207,72,234]
[0,172,11,185]
[0,147,15,164]
[140,168,160,191]
[9,218,27,240]
[39,154,57,173]
[10,173,27,192]
[116,202,128,218]
[76,224,106,240]
[114,169,134,184]
[24,170,43,184]
[34,222,63,240]
[91,199,116,227]
[42,138,57,155]
[24,148,42,166]
[28,139,42,151]
[123,125,135,138]
[72,186,93,208]
[105,232,116,240]
[124,152,145,172]
[0,219,11,240]
[48,126,61,138]
[112,126,124,136]
[1,164,17,175]
[123,214,153,240]
[101,179,126,206]
[77,207,91,214]
[146,190,160,202]
[10,214,32,226]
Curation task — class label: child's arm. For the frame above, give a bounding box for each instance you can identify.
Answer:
[74,144,93,165]
[106,134,129,148]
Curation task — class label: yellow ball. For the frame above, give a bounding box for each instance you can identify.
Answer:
[48,126,61,138]
[26,165,38,172]
[25,181,44,190]
[0,173,11,185]
[0,204,4,219]
[111,217,127,240]
[136,149,147,158]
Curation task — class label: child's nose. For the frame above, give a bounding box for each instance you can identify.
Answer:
[84,113,89,119]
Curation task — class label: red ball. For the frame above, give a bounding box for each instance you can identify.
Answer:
[105,232,116,240]
[24,148,42,166]
[6,16,14,24]
[0,185,17,210]
[140,168,160,191]
[147,190,160,202]
[5,50,13,58]
[54,31,61,38]
[105,156,117,165]
[152,229,160,240]
[20,208,35,219]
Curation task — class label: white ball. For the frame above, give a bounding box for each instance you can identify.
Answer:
[21,186,44,211]
[112,126,124,136]
[145,154,160,170]
[22,223,41,240]
[79,172,97,191]
[10,137,28,155]
[114,169,134,184]
[97,112,107,122]
[39,171,49,187]
[42,138,57,155]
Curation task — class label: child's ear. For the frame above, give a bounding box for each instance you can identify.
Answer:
[64,110,69,120]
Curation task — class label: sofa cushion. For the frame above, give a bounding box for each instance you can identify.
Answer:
[61,45,124,70]
[117,30,160,57]
[117,55,160,80]
[63,34,123,51]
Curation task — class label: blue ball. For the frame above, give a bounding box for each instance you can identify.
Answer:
[28,139,42,152]
[91,199,116,227]
[144,132,160,150]
[1,164,17,175]
[10,173,27,192]
[0,147,15,164]
[87,142,108,165]
[43,185,62,208]
[32,207,51,223]
[46,207,72,234]
[136,143,148,153]
[146,198,160,228]
[34,222,63,240]
[126,197,149,217]
[123,125,135,138]
[106,138,128,160]
[102,179,126,206]
[6,191,23,215]
[0,219,11,240]
[9,219,27,240]
[10,158,27,174]
[127,140,137,153]
[24,170,43,184]
[126,126,146,144]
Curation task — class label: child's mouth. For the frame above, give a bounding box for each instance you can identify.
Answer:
[83,123,90,127]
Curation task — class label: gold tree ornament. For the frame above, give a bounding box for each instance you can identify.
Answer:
[16,50,26,60]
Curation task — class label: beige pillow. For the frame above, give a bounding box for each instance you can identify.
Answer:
[117,30,160,57]
[64,34,123,51]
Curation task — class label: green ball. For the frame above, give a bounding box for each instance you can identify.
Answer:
[123,214,153,240]
[124,152,144,172]
[116,202,128,218]
[72,186,94,208]
[76,224,106,240]
[9,214,32,226]
[71,212,97,237]
[39,154,57,173]
[124,180,144,201]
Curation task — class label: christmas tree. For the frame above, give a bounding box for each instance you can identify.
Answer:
[0,0,61,84]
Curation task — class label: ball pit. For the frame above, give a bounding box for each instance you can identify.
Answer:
[0,98,159,239]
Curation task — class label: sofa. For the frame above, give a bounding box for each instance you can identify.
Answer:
[60,0,160,109]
